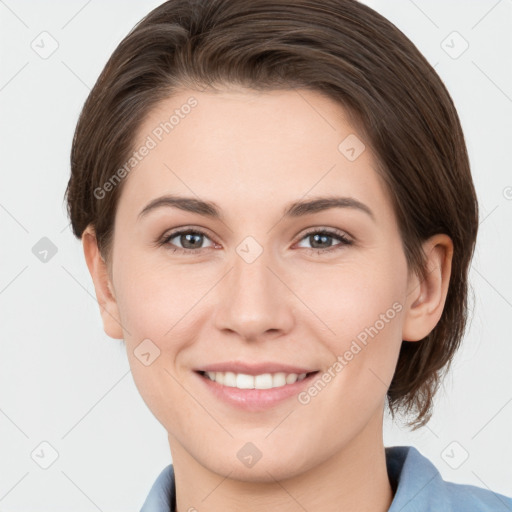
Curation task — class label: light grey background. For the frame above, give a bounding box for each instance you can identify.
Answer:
[1,0,511,510]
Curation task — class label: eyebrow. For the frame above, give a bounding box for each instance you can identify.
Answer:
[137,194,375,222]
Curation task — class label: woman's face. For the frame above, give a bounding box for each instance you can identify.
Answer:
[105,87,418,480]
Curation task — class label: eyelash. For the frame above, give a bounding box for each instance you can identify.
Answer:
[157,227,353,256]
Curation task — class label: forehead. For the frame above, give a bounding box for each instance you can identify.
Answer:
[119,87,394,222]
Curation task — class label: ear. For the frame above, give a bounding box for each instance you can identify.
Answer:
[402,234,454,342]
[82,225,124,340]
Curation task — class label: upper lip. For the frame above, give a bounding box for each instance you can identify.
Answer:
[196,361,319,376]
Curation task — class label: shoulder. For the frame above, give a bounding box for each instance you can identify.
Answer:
[442,479,512,510]
[386,445,512,512]
[140,464,175,512]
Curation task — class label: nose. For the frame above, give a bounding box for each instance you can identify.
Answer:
[213,247,295,342]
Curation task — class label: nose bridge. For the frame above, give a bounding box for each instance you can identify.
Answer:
[214,240,294,339]
[232,243,275,300]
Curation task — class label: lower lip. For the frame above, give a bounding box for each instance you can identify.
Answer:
[194,371,320,411]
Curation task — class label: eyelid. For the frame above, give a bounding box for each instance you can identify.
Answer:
[158,225,354,254]
[293,227,353,252]
[158,226,218,250]
[296,226,353,243]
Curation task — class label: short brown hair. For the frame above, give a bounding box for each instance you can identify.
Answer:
[65,0,479,429]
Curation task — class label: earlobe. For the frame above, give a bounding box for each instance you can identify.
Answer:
[82,225,124,340]
[402,234,454,342]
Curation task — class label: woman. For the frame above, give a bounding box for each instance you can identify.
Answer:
[65,0,512,510]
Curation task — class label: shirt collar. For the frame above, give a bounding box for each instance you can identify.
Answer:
[140,445,512,512]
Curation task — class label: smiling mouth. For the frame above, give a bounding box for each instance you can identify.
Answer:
[196,370,320,390]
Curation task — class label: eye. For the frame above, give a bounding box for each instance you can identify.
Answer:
[159,228,216,255]
[157,227,353,256]
[295,228,353,255]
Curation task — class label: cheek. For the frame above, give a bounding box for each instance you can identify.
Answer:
[113,257,207,426]
[302,256,405,341]
[302,255,406,394]
[115,239,406,397]
[113,253,213,342]
[115,242,406,360]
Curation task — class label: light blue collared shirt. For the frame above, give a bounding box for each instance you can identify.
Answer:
[140,445,512,511]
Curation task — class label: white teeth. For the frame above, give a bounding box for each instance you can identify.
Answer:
[236,373,254,389]
[203,371,310,389]
[255,373,273,389]
[223,371,237,387]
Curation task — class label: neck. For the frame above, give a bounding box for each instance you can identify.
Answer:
[170,408,393,512]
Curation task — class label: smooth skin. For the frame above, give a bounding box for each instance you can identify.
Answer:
[82,86,453,512]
